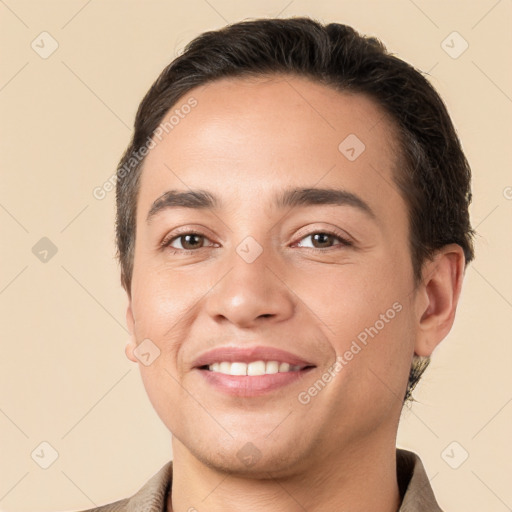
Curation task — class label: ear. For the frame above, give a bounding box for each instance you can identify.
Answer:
[125,300,139,363]
[414,244,466,357]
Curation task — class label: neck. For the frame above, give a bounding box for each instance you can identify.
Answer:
[168,434,401,512]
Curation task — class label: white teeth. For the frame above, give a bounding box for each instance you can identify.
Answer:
[229,362,248,375]
[247,360,266,376]
[219,361,231,374]
[266,361,279,374]
[279,362,290,372]
[207,360,302,375]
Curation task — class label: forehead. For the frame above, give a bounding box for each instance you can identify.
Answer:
[137,74,405,228]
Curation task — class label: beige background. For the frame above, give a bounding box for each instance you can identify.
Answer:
[0,0,511,511]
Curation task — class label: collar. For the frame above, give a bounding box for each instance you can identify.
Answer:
[397,448,443,511]
[120,448,442,511]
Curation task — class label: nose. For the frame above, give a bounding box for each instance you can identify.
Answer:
[204,240,295,329]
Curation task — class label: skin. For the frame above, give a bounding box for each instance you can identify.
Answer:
[124,74,465,512]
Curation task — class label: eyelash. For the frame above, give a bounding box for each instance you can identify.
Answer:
[160,228,353,254]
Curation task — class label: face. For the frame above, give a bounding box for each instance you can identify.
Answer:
[125,74,419,477]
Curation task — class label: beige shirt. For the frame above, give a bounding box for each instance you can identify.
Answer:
[75,449,443,512]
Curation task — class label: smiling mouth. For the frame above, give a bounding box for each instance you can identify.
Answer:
[199,360,315,376]
[193,345,317,395]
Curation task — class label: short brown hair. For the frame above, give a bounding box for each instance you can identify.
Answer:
[115,16,476,401]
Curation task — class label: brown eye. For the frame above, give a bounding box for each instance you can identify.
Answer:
[162,232,213,251]
[176,234,204,250]
[311,233,335,248]
[296,231,352,250]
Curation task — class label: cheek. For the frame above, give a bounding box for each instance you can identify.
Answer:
[306,257,414,391]
[131,263,190,334]
[129,271,193,391]
[302,256,407,340]
[130,271,193,433]
[335,300,414,409]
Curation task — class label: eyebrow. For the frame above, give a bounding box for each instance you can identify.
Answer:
[146,187,377,223]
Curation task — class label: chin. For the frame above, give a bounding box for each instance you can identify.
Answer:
[186,433,312,479]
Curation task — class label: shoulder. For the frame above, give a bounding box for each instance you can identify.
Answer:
[74,497,129,512]
[67,460,173,512]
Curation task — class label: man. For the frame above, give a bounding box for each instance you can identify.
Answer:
[79,16,475,512]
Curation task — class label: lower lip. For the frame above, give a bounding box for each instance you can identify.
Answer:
[196,368,315,396]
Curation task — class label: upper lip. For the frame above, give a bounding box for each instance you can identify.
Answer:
[192,346,316,369]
